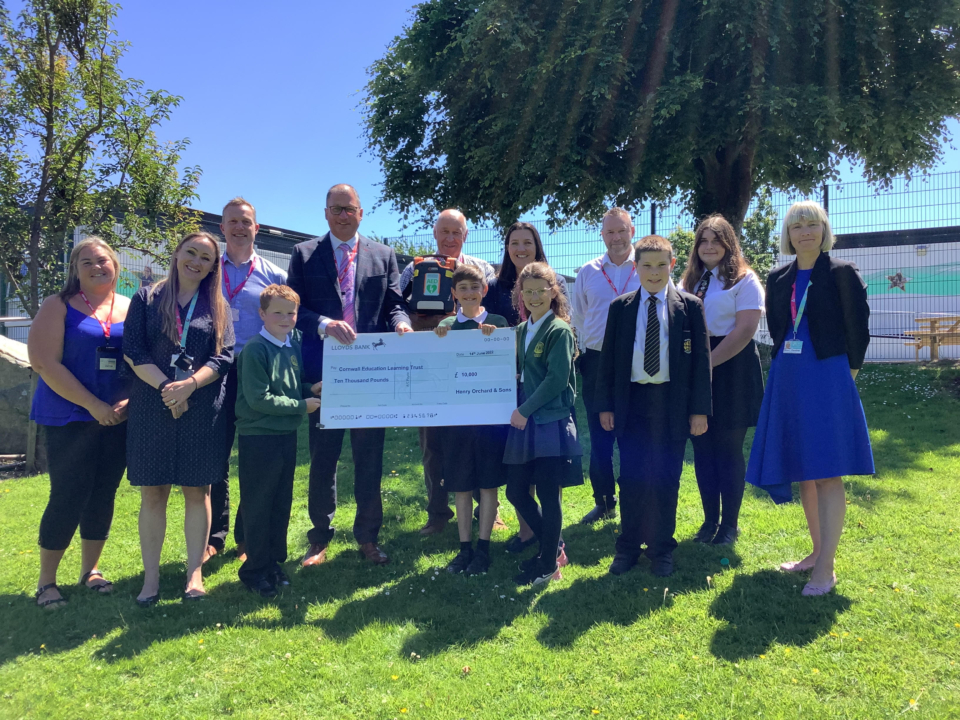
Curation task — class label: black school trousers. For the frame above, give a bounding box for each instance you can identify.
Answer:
[580,349,618,506]
[616,383,686,560]
[209,365,243,551]
[237,432,297,584]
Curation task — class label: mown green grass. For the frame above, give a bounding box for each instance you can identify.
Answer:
[0,364,958,719]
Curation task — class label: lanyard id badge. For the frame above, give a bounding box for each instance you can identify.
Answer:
[170,293,199,380]
[96,345,121,371]
[784,279,811,354]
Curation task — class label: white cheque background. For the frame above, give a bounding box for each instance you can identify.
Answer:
[318,328,518,429]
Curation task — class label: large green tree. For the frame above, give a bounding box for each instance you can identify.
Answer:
[364,0,960,233]
[0,0,200,317]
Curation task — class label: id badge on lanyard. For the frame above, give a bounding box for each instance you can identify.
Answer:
[784,279,811,355]
[79,290,119,372]
[171,293,199,380]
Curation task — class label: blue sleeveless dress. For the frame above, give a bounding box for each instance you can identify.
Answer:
[745,269,874,504]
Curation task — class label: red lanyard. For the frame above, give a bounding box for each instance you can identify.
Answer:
[601,263,636,296]
[78,290,114,339]
[222,256,256,301]
[337,242,359,284]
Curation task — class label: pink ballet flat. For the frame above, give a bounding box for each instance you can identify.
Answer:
[801,575,837,597]
[780,559,816,573]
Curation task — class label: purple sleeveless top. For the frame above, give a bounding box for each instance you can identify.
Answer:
[30,303,128,426]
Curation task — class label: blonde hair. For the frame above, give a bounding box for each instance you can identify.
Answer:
[149,232,231,354]
[259,284,300,311]
[59,237,121,300]
[222,197,256,222]
[512,262,571,324]
[780,201,835,254]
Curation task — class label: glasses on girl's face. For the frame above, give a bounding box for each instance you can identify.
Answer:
[521,288,551,298]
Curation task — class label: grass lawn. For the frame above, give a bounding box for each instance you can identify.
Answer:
[0,363,958,719]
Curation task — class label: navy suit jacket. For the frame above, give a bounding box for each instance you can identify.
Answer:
[287,232,410,382]
[596,284,712,439]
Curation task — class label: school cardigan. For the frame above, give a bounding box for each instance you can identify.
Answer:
[515,313,577,424]
[765,252,870,370]
[234,330,313,435]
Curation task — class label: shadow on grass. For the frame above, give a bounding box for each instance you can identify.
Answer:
[707,569,852,661]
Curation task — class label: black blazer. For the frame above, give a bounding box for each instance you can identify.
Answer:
[287,232,410,382]
[766,252,870,370]
[596,285,712,439]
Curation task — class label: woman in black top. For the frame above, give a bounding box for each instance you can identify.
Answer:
[124,232,235,605]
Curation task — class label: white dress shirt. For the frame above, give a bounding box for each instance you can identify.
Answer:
[456,308,488,324]
[572,253,640,351]
[319,234,358,335]
[259,327,292,347]
[521,310,553,381]
[631,287,670,383]
[697,267,765,337]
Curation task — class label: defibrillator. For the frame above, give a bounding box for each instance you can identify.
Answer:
[407,255,458,314]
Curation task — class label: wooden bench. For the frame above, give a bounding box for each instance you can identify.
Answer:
[904,315,960,361]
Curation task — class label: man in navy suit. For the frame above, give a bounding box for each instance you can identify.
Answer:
[287,184,412,566]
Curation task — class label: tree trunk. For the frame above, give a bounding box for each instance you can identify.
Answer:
[691,141,756,236]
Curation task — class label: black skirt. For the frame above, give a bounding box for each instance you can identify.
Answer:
[710,336,764,428]
[439,424,508,492]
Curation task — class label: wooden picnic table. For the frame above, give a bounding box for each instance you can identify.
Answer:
[904,315,960,361]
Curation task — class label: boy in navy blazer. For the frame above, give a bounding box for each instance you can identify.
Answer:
[596,235,712,577]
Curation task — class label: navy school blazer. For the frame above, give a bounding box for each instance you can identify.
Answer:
[596,284,712,439]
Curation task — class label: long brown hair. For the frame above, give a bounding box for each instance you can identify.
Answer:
[149,232,230,354]
[497,222,549,285]
[681,215,751,292]
[513,262,571,324]
[59,237,122,301]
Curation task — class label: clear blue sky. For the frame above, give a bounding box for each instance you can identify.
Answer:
[22,1,960,239]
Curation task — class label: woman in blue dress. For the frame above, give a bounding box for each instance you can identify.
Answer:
[746,201,874,596]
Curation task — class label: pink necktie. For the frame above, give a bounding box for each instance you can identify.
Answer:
[337,243,356,330]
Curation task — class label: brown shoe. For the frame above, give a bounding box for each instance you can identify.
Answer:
[358,542,390,565]
[301,543,328,567]
[235,542,247,564]
[418,519,448,536]
[202,544,219,565]
[491,512,509,532]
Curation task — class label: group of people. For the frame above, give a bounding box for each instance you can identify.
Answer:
[27,183,875,609]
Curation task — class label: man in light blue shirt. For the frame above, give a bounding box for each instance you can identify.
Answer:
[206,197,288,563]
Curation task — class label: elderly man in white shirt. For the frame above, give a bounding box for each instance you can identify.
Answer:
[571,207,642,524]
[400,209,498,536]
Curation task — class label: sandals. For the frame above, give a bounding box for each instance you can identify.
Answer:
[35,583,68,610]
[80,569,113,594]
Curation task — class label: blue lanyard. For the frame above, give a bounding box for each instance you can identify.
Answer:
[790,280,810,338]
[175,293,199,350]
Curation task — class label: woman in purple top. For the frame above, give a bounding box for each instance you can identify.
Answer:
[29,238,132,610]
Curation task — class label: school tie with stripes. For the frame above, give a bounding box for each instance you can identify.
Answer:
[643,295,661,377]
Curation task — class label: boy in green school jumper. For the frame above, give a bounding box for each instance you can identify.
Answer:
[434,264,510,575]
[235,284,322,597]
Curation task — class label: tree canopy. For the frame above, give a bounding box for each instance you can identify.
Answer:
[364,0,960,233]
[0,0,200,317]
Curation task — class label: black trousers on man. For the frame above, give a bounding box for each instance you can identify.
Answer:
[307,421,385,547]
[209,366,243,552]
[616,383,686,561]
[580,349,618,510]
[237,432,297,585]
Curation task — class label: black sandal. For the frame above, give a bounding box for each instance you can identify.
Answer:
[80,569,113,594]
[136,592,161,608]
[35,582,68,610]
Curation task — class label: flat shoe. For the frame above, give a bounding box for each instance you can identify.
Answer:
[780,559,816,573]
[182,591,206,602]
[801,575,837,597]
[504,534,537,554]
[136,592,161,608]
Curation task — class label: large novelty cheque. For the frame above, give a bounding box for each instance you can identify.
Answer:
[319,329,517,429]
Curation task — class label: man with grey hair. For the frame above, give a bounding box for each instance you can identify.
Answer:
[400,209,496,536]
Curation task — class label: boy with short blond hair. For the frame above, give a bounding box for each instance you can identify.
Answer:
[235,284,321,597]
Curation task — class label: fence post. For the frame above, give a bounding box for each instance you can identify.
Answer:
[822,183,829,213]
[0,273,6,337]
[650,204,657,236]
